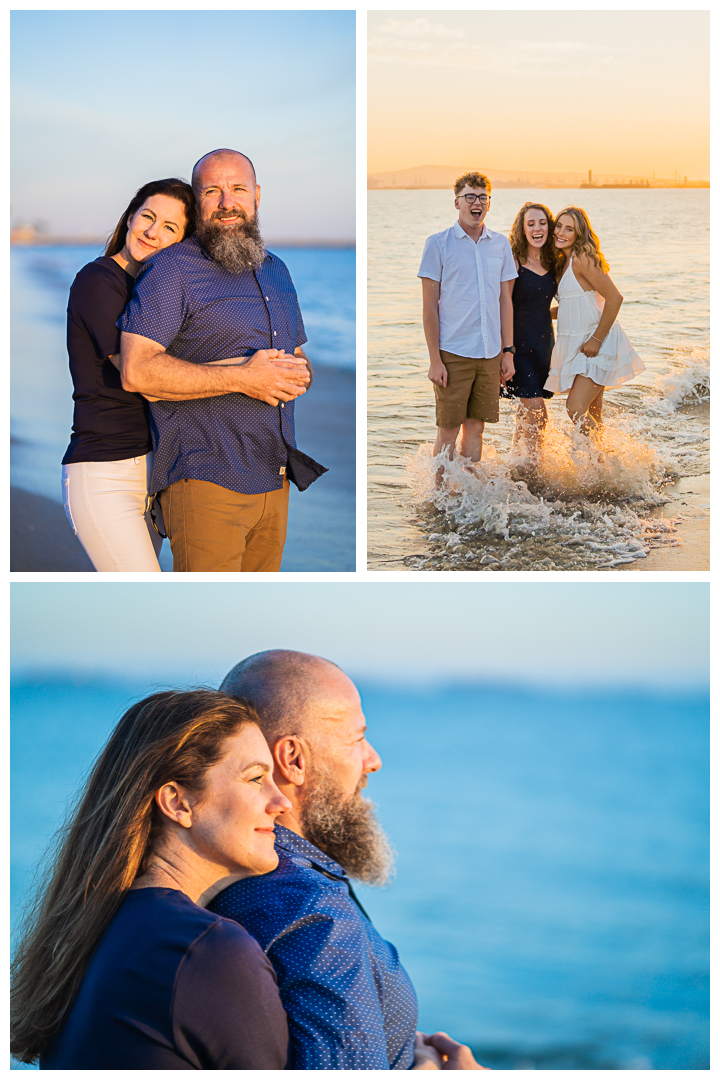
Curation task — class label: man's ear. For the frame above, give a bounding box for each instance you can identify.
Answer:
[155,782,194,828]
[273,735,308,787]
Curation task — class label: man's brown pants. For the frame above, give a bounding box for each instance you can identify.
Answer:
[158,478,290,573]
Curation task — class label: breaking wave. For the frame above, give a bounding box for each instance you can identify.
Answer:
[405,349,708,571]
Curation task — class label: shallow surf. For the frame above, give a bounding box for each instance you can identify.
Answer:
[403,348,708,571]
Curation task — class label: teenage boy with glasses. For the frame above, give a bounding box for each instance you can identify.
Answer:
[418,171,517,469]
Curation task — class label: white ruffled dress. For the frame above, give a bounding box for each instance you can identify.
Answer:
[544,256,645,393]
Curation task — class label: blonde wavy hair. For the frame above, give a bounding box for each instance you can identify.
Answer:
[509,202,557,274]
[554,206,609,273]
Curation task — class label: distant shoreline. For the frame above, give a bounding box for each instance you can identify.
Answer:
[368,183,709,191]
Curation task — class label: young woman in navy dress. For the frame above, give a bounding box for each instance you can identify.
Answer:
[502,202,557,451]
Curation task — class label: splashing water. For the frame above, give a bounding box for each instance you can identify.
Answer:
[368,190,709,571]
[404,349,708,571]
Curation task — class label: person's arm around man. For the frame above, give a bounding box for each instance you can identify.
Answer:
[120,332,310,406]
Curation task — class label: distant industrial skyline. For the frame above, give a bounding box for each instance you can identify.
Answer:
[368,11,709,180]
[11,11,355,241]
[368,163,708,190]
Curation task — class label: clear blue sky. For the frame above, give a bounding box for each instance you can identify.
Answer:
[10,582,709,690]
[11,10,355,241]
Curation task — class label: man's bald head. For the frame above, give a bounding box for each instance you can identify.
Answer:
[220,650,345,746]
[191,148,257,193]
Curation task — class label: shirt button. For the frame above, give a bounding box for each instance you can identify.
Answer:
[281,403,285,408]
[265,296,270,301]
[273,330,277,336]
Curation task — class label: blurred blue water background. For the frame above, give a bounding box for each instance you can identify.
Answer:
[11,675,708,1070]
[10,244,355,570]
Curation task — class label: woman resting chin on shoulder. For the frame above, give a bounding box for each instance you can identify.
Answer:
[11,690,292,1070]
[61,178,194,571]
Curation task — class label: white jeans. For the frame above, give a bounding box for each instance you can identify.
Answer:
[62,455,164,572]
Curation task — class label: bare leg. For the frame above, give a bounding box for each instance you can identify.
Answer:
[433,425,461,459]
[433,425,461,487]
[566,375,604,432]
[458,417,485,463]
[588,388,604,425]
[515,397,547,452]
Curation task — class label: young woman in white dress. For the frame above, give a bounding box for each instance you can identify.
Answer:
[544,206,644,429]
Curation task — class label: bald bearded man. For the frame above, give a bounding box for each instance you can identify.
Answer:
[119,149,325,572]
[207,650,484,1071]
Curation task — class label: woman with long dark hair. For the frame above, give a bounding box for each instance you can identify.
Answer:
[545,206,645,428]
[503,202,557,450]
[61,179,194,571]
[11,690,291,1069]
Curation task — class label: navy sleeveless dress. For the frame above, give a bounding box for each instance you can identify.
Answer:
[502,262,556,399]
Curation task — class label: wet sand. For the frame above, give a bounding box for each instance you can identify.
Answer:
[10,364,355,573]
[616,473,709,571]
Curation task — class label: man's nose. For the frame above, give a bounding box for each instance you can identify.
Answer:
[363,740,382,774]
[218,188,239,209]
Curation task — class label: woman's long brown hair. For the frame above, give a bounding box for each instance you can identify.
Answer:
[509,201,557,274]
[10,689,259,1064]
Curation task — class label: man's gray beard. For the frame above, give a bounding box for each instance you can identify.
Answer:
[195,211,266,273]
[300,772,395,886]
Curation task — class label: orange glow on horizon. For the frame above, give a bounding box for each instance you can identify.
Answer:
[368,11,709,181]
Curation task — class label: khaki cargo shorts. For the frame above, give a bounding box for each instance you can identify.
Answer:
[434,350,502,428]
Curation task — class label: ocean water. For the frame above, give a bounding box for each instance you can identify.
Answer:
[11,675,709,1070]
[10,244,355,571]
[368,189,709,570]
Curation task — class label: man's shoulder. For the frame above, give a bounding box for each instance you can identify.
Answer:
[261,250,296,287]
[424,224,457,247]
[139,235,203,278]
[211,848,363,939]
[264,249,288,270]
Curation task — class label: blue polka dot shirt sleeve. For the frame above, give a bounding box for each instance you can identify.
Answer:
[119,250,190,348]
[113,237,313,496]
[209,827,418,1071]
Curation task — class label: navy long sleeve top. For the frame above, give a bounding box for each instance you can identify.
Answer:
[41,887,288,1070]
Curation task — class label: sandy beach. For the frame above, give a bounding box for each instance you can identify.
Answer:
[616,473,709,572]
[10,364,355,573]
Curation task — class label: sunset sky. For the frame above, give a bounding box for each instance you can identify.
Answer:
[11,10,355,240]
[368,11,709,179]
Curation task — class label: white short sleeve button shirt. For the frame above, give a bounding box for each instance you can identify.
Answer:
[418,222,517,359]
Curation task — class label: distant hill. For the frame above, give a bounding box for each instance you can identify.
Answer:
[368,164,709,190]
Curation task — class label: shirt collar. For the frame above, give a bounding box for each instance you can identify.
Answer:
[274,823,348,878]
[452,220,493,242]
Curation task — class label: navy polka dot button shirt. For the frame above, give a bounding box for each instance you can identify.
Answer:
[118,235,307,496]
[208,824,418,1070]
